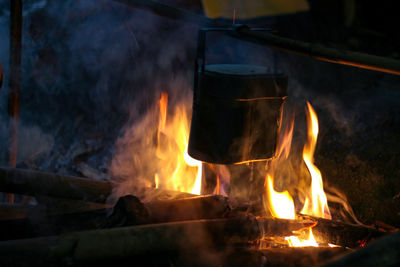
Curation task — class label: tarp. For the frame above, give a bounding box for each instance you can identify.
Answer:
[201,0,309,19]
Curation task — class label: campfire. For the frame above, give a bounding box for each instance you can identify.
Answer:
[1,0,400,266]
[0,89,393,266]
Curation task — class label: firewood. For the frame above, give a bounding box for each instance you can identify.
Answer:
[146,194,231,223]
[103,195,149,228]
[323,231,400,267]
[0,216,315,266]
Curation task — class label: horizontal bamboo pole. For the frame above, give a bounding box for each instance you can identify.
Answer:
[0,216,314,265]
[235,28,400,76]
[115,0,400,76]
[0,167,112,203]
[0,167,194,203]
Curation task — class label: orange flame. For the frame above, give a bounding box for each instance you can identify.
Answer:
[265,102,332,247]
[300,102,331,219]
[266,174,295,220]
[154,92,202,194]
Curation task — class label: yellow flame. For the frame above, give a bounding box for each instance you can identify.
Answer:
[266,175,295,220]
[301,102,331,219]
[286,228,318,247]
[154,173,159,189]
[155,92,202,194]
[265,102,333,247]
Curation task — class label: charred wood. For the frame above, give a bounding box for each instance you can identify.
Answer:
[298,214,386,248]
[103,195,149,228]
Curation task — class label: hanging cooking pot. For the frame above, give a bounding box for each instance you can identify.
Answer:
[188,27,287,164]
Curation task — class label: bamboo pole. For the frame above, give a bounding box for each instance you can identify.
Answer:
[0,216,315,265]
[235,28,400,76]
[114,0,400,76]
[6,0,23,203]
[0,167,112,203]
[0,167,194,203]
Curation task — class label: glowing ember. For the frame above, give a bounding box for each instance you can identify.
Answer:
[265,102,333,247]
[154,92,202,194]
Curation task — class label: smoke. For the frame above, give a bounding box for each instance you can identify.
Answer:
[1,0,199,172]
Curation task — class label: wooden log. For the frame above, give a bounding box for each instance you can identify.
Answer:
[103,195,149,228]
[105,194,231,227]
[0,216,315,266]
[115,0,400,76]
[323,231,400,267]
[146,194,231,223]
[131,186,195,202]
[298,214,386,248]
[230,203,387,248]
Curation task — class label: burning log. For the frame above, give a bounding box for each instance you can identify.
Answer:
[0,215,315,266]
[298,214,386,248]
[115,0,400,76]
